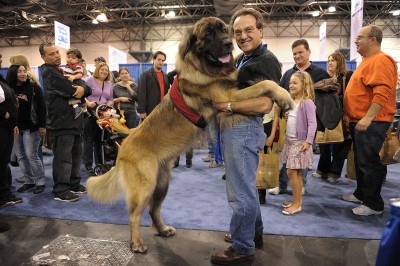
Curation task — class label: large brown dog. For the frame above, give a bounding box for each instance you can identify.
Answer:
[87,17,294,253]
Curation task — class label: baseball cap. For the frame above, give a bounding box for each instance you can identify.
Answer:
[94,56,106,62]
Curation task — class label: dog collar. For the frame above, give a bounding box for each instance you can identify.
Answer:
[169,76,207,129]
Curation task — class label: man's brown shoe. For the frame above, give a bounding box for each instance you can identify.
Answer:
[211,246,254,265]
[224,233,263,249]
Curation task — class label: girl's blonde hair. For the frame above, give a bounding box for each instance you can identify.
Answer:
[93,62,111,81]
[291,71,315,102]
[9,54,40,85]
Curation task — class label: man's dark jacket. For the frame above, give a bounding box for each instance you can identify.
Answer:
[137,67,169,115]
[41,63,91,137]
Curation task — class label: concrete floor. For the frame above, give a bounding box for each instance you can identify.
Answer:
[0,214,379,266]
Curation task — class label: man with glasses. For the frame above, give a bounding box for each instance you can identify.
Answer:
[342,25,397,216]
[211,8,281,264]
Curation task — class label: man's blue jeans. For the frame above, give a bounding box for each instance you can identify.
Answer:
[206,120,219,156]
[52,134,84,194]
[14,130,46,186]
[221,116,265,255]
[350,121,390,211]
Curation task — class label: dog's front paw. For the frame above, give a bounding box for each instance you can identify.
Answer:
[159,225,176,237]
[274,89,295,112]
[130,239,148,253]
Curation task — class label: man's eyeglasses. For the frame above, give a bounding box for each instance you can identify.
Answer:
[355,35,373,41]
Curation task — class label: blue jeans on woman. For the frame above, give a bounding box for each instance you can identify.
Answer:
[14,130,45,186]
[221,116,265,255]
[350,121,390,211]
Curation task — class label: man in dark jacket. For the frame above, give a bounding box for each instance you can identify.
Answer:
[39,43,91,202]
[137,51,170,120]
[0,52,23,208]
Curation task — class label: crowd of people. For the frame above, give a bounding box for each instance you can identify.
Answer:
[0,7,399,263]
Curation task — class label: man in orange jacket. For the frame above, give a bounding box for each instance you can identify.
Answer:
[342,25,397,216]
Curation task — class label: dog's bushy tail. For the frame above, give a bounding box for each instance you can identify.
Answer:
[87,166,122,204]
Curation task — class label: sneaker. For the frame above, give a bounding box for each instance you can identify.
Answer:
[54,191,80,202]
[17,184,35,193]
[201,154,214,162]
[327,176,340,183]
[342,194,362,203]
[221,174,226,180]
[312,172,321,178]
[85,165,94,174]
[0,195,23,208]
[70,184,87,194]
[74,106,84,119]
[33,185,45,194]
[352,205,383,216]
[268,187,280,195]
[16,176,26,183]
[209,161,223,168]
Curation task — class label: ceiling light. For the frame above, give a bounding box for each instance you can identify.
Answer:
[166,10,175,17]
[96,13,108,22]
[312,11,320,17]
[92,19,99,24]
[328,6,336,12]
[393,10,400,16]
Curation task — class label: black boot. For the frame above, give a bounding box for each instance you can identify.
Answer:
[258,189,266,204]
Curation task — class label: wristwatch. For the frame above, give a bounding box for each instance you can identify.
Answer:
[226,102,233,115]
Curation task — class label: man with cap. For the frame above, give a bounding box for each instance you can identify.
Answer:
[94,56,106,67]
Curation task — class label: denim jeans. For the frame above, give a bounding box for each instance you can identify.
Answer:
[279,164,308,191]
[52,134,83,194]
[14,130,46,186]
[221,116,265,255]
[206,120,219,156]
[350,121,390,211]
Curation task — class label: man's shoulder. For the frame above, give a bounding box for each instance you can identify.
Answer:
[308,63,330,82]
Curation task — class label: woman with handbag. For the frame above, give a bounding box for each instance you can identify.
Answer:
[112,67,138,128]
[6,64,47,194]
[83,62,113,173]
[312,51,353,183]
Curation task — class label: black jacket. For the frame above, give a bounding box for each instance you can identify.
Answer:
[41,63,91,136]
[0,75,18,130]
[235,44,282,88]
[137,67,170,114]
[13,80,46,131]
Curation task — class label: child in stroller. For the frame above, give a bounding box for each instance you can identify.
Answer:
[92,104,130,175]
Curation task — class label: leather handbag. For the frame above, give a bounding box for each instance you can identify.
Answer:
[315,121,344,144]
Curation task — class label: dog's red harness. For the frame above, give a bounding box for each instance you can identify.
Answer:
[169,76,207,128]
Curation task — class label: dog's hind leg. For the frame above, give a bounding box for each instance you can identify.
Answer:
[148,162,176,237]
[125,167,157,253]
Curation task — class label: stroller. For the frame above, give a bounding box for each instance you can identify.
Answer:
[92,104,131,175]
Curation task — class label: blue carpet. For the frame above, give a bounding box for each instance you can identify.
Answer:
[2,149,399,240]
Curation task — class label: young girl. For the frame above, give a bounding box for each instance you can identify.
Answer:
[280,71,317,215]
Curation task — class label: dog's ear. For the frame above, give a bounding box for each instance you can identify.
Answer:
[179,27,196,59]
